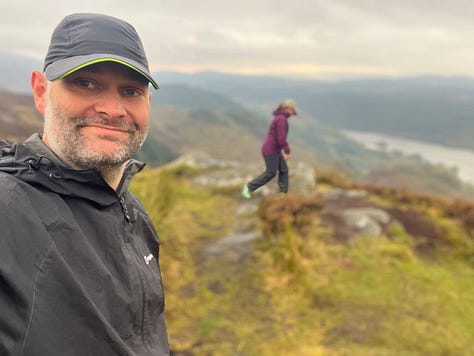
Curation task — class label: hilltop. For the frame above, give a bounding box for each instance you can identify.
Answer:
[130,153,474,355]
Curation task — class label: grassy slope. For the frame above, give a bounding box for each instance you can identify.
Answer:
[130,166,474,355]
[0,90,42,141]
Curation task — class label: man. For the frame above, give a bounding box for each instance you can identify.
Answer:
[242,99,297,198]
[0,13,169,355]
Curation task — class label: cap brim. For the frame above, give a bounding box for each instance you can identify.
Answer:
[44,54,159,90]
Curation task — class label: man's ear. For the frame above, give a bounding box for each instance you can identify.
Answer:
[31,71,47,115]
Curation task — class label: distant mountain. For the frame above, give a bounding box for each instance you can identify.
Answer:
[152,83,243,111]
[0,52,42,93]
[2,52,473,150]
[156,71,474,151]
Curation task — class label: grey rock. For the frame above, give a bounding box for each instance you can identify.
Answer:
[166,151,240,170]
[165,151,317,198]
[342,208,391,237]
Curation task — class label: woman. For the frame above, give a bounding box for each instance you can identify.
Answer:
[242,99,297,198]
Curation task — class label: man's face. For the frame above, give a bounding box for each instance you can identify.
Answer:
[36,62,151,170]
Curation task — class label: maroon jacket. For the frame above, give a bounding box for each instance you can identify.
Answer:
[261,108,291,155]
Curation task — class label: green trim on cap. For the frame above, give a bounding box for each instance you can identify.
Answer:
[57,58,159,89]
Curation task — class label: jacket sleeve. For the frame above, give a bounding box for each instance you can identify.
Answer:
[276,116,290,154]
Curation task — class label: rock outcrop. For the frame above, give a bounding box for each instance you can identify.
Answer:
[164,152,445,259]
[166,151,316,197]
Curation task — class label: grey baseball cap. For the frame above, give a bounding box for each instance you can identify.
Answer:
[44,13,159,89]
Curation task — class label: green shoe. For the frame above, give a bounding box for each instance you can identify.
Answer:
[241,184,251,199]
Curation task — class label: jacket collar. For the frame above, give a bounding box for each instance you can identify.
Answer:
[1,134,145,204]
[23,133,68,168]
[272,107,291,118]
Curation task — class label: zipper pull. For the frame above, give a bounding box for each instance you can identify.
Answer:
[119,197,131,222]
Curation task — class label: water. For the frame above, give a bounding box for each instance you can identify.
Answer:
[343,130,474,185]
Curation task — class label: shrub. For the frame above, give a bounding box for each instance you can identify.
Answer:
[257,193,322,236]
[317,169,352,189]
[445,199,474,235]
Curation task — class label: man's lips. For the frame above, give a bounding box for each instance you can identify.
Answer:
[79,124,133,135]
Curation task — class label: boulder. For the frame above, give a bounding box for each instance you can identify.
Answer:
[342,208,391,237]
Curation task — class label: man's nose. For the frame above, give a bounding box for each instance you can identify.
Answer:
[94,90,127,118]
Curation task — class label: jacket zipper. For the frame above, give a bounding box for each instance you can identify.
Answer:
[119,196,131,222]
[120,195,147,340]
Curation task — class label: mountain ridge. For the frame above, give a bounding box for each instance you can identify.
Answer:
[156,71,474,151]
[1,52,473,150]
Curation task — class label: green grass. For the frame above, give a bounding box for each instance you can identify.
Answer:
[130,166,474,355]
[317,236,474,355]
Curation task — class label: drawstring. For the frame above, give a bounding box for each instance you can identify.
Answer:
[26,156,44,173]
[49,172,62,180]
[26,155,64,180]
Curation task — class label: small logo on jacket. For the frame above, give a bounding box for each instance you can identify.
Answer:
[144,254,154,265]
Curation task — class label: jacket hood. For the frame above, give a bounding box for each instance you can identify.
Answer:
[272,107,290,117]
[0,134,145,205]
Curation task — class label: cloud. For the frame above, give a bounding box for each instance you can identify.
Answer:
[1,0,473,78]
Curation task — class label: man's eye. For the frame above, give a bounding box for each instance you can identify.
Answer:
[76,80,95,89]
[123,88,142,97]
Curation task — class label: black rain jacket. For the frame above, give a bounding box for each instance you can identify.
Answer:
[0,134,169,355]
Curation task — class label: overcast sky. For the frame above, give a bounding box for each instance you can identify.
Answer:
[1,0,472,79]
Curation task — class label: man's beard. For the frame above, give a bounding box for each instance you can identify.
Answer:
[44,103,148,177]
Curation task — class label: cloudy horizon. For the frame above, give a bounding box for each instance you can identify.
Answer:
[1,1,473,80]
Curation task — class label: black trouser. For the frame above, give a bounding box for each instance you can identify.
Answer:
[247,154,288,193]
